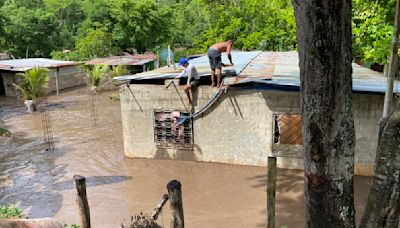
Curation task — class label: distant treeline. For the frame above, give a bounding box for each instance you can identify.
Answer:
[0,0,395,65]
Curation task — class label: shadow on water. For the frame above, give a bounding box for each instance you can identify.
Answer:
[247,169,305,228]
[154,144,203,161]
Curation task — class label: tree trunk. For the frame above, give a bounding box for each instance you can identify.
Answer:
[360,1,400,227]
[292,1,356,227]
[359,102,400,228]
[382,0,400,120]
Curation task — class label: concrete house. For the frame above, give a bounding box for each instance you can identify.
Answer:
[114,51,400,176]
[0,58,84,97]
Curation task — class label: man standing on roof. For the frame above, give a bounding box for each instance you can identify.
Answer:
[208,39,234,87]
[176,57,200,105]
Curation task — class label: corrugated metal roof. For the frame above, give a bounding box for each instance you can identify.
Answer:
[86,54,155,66]
[0,58,78,72]
[114,51,400,94]
[113,51,261,81]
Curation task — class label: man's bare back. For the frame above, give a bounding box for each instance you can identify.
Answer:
[210,41,231,53]
[208,39,234,87]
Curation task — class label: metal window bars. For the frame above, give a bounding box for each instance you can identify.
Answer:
[154,110,193,149]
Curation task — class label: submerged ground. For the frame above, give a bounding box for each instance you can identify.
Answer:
[0,87,371,227]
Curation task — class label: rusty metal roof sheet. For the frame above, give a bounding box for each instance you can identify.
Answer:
[114,51,400,94]
[0,58,78,72]
[86,54,155,66]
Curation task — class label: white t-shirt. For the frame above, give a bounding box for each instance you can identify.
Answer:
[179,63,200,85]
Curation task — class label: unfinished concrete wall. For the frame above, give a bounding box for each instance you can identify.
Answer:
[353,94,383,176]
[120,80,383,176]
[47,66,85,93]
[2,72,17,97]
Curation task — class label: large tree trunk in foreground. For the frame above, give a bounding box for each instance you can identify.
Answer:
[292,1,356,227]
[360,1,400,227]
[359,105,400,228]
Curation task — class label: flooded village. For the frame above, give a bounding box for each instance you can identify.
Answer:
[0,50,390,227]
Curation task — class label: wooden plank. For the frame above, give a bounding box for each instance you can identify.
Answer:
[267,157,277,228]
[74,175,91,228]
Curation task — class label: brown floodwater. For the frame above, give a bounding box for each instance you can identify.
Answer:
[0,88,372,228]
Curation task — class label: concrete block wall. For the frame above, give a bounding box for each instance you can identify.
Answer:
[2,72,17,97]
[353,94,383,176]
[120,81,384,176]
[47,66,85,92]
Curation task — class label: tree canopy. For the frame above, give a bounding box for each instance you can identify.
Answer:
[0,0,396,66]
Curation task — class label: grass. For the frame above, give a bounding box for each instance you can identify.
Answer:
[65,224,80,228]
[0,205,24,220]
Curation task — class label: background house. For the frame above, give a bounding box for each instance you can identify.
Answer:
[114,51,400,176]
[86,54,156,74]
[0,58,84,97]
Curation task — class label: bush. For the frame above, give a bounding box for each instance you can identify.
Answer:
[0,205,24,220]
[0,128,11,137]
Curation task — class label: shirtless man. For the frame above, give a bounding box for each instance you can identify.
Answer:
[207,39,234,87]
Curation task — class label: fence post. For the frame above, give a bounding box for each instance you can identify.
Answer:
[74,175,91,228]
[167,180,184,228]
[267,157,277,228]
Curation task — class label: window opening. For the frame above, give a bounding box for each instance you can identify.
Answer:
[274,114,302,145]
[154,110,192,149]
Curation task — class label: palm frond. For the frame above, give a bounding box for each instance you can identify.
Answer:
[16,67,49,100]
[85,65,110,87]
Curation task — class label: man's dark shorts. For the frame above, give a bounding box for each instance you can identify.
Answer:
[208,48,222,69]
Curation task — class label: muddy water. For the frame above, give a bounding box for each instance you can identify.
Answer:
[0,88,372,228]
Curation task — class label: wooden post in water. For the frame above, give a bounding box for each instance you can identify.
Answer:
[167,180,184,228]
[267,157,277,228]
[74,175,91,228]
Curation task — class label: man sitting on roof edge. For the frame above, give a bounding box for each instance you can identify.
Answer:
[176,57,200,106]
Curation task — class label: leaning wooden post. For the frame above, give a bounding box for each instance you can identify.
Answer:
[74,175,91,228]
[267,157,277,228]
[151,194,169,220]
[167,180,184,228]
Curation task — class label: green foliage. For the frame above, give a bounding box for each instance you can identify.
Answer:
[65,224,80,228]
[352,0,396,65]
[0,128,11,137]
[0,205,23,220]
[75,23,120,59]
[50,50,86,61]
[84,65,110,88]
[0,0,64,57]
[110,65,129,78]
[109,0,174,53]
[16,67,49,101]
[191,0,296,52]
